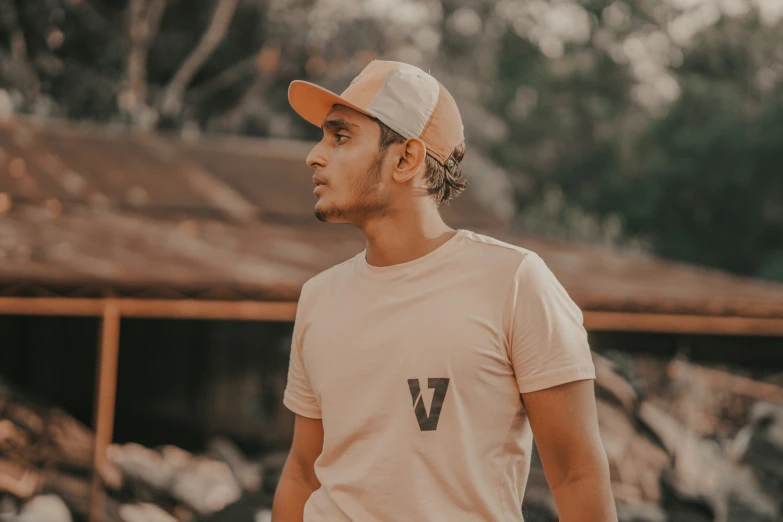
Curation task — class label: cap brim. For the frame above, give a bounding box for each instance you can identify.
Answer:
[288,80,373,128]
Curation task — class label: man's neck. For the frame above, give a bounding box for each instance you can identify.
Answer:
[360,215,456,268]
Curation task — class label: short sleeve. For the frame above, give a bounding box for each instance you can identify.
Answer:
[505,252,596,394]
[283,284,322,419]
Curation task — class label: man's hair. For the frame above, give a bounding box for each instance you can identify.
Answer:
[375,119,467,205]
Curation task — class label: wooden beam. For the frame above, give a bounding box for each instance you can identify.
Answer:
[117,298,296,321]
[0,297,297,321]
[584,311,783,336]
[0,297,782,335]
[90,303,121,522]
[0,297,105,316]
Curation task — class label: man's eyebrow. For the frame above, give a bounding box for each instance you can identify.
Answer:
[322,118,360,132]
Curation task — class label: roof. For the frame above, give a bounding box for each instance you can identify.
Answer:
[1,116,783,320]
[0,117,501,226]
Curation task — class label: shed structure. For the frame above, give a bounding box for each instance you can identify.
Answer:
[2,116,783,520]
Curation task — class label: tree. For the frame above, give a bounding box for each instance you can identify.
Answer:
[485,0,783,281]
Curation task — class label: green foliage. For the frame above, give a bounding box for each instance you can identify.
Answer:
[487,1,783,281]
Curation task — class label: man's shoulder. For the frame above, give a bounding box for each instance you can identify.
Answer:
[300,252,360,298]
[458,229,536,266]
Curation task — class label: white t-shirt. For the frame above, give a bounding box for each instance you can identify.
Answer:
[284,229,596,521]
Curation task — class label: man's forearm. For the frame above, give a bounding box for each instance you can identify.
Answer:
[550,470,617,522]
[271,464,319,522]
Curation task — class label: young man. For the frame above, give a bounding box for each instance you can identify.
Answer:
[272,60,617,522]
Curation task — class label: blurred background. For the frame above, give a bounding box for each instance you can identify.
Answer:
[1,0,783,521]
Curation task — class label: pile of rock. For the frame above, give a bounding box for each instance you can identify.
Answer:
[0,385,280,522]
[522,353,783,522]
[1,353,782,522]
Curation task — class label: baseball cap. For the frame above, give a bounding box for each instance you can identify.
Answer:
[288,60,465,172]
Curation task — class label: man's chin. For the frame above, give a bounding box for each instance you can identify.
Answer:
[314,202,346,223]
[314,209,332,223]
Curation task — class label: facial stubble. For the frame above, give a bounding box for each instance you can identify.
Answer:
[314,149,389,223]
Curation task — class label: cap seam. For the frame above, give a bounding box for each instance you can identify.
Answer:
[366,63,415,140]
[420,84,447,164]
[418,81,441,136]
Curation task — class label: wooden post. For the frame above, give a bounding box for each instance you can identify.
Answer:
[90,303,121,522]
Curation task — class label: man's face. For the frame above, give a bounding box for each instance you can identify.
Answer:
[306,105,392,224]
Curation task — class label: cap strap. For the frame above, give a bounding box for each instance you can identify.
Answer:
[445,156,457,174]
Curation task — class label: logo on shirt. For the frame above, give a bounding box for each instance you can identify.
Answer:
[407,378,449,431]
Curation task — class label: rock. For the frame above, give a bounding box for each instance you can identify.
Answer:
[616,501,667,522]
[738,402,783,516]
[14,495,71,522]
[0,494,18,521]
[725,493,780,522]
[593,352,639,414]
[742,402,783,479]
[118,503,178,522]
[207,438,262,492]
[640,401,779,522]
[107,443,174,492]
[597,400,668,503]
[197,491,271,522]
[170,458,242,516]
[520,503,557,522]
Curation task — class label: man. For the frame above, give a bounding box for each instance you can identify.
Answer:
[272,60,617,522]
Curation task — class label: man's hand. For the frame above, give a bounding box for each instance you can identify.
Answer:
[522,379,618,522]
[271,414,324,522]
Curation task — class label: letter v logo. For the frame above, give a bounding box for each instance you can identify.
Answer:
[407,378,450,431]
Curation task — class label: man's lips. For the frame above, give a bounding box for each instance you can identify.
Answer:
[313,175,327,196]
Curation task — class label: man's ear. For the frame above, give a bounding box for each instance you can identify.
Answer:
[391,138,427,184]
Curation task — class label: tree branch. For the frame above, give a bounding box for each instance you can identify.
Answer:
[122,0,167,126]
[3,0,26,60]
[159,0,239,117]
[147,0,168,35]
[0,0,41,97]
[126,0,148,110]
[186,54,258,105]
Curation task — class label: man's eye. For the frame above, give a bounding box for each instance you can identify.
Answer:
[336,134,348,143]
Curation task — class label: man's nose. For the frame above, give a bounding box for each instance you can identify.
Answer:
[306,142,326,169]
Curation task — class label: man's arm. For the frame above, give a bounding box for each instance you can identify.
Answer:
[523,379,618,522]
[272,414,324,522]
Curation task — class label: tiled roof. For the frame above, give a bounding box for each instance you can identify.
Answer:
[1,116,783,319]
